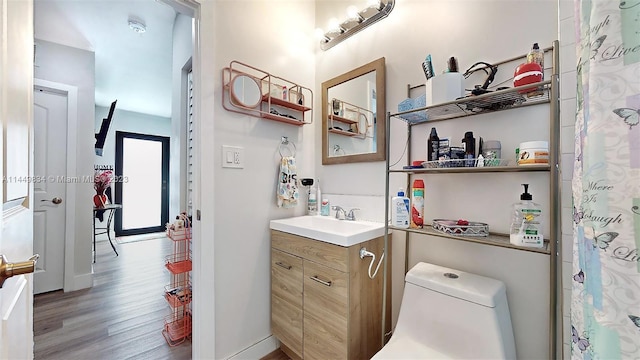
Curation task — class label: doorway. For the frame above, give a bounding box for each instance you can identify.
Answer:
[33,0,202,356]
[115,131,170,236]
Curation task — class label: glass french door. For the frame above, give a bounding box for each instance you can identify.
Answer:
[114,131,170,236]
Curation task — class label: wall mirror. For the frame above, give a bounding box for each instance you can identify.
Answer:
[322,57,386,165]
[230,74,262,108]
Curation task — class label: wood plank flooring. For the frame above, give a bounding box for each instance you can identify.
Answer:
[34,236,192,360]
[260,348,290,360]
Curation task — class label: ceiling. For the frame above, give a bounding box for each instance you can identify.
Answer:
[34,0,180,118]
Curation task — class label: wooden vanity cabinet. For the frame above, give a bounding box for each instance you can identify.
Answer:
[271,248,304,357]
[271,230,391,360]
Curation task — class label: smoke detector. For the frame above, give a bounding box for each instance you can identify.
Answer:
[128,19,146,33]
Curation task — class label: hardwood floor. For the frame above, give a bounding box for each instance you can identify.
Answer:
[260,348,290,360]
[34,236,192,360]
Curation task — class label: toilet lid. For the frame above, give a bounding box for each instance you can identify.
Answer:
[371,337,451,360]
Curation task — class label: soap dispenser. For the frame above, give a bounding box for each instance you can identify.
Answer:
[509,184,543,248]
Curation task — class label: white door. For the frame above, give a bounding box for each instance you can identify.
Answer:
[0,0,36,358]
[33,88,67,294]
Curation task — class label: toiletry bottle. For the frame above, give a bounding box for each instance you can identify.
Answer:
[321,199,330,216]
[410,179,425,229]
[462,131,476,167]
[526,43,544,79]
[308,182,317,215]
[316,179,322,215]
[391,188,410,228]
[427,127,439,162]
[509,184,544,248]
[282,86,288,101]
[526,43,544,97]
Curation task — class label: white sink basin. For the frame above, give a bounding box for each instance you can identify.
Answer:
[269,215,387,247]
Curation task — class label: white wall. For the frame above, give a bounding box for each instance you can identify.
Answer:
[170,14,193,218]
[198,1,316,358]
[315,0,557,358]
[93,107,172,169]
[33,39,94,290]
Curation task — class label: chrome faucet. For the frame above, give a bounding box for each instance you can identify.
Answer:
[346,208,359,221]
[332,206,359,221]
[332,205,347,220]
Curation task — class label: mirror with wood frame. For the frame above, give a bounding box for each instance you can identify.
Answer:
[322,57,386,165]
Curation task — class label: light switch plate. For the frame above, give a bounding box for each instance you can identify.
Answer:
[222,145,244,169]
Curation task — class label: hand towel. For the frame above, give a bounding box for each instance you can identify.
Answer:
[277,156,298,208]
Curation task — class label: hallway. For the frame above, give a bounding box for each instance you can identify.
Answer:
[34,236,192,359]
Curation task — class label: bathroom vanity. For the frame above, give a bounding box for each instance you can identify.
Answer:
[270,228,391,360]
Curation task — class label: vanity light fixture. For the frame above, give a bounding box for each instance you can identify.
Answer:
[317,0,394,51]
[128,19,146,33]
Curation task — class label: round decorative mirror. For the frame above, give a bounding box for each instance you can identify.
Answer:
[230,74,262,108]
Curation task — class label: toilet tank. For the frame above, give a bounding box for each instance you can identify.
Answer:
[393,262,516,359]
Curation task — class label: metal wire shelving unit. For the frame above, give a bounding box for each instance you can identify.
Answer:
[381,40,561,358]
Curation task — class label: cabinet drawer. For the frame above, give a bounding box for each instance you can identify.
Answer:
[271,249,303,358]
[271,230,349,272]
[303,260,348,360]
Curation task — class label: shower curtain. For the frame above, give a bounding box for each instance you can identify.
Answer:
[572,1,640,359]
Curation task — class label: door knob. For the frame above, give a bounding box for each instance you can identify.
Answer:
[41,197,63,204]
[0,254,39,288]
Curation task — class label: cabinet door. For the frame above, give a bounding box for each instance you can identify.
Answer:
[271,249,303,358]
[303,260,348,360]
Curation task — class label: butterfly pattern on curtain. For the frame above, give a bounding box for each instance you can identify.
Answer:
[572,0,640,359]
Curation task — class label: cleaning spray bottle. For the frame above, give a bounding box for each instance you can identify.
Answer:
[391,188,410,228]
[509,184,543,248]
[410,179,425,229]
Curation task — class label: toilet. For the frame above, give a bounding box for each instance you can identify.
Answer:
[372,262,516,359]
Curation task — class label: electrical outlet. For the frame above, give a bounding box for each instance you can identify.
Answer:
[222,145,244,169]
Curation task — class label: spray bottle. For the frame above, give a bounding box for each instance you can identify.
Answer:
[410,179,425,229]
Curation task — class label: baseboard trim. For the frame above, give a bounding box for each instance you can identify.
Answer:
[227,335,278,360]
[68,272,93,291]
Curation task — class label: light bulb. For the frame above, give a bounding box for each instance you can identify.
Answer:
[314,28,329,42]
[346,5,361,21]
[367,0,383,10]
[327,17,341,32]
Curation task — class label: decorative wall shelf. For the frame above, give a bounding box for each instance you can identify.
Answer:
[328,128,359,137]
[327,98,372,138]
[222,61,313,125]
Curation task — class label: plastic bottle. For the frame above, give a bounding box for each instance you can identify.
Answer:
[526,43,544,79]
[410,179,425,229]
[308,182,317,215]
[462,131,476,167]
[321,199,330,216]
[391,188,410,228]
[526,43,544,97]
[509,184,543,248]
[427,127,439,162]
[316,179,322,215]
